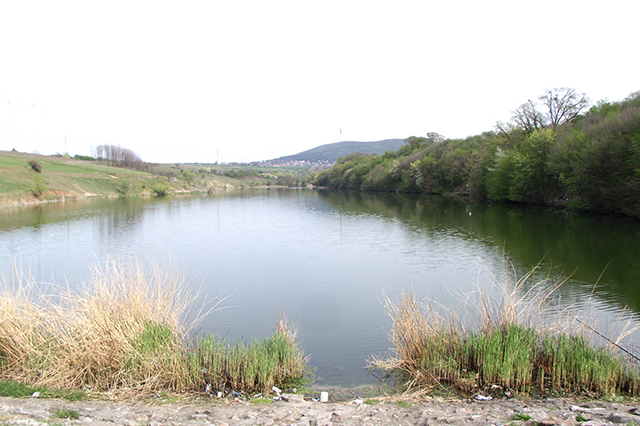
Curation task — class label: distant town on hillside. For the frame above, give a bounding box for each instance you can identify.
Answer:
[250,139,404,168]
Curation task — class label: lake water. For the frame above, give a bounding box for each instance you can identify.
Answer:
[1,189,640,386]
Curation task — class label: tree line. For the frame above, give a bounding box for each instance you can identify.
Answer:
[313,88,640,217]
[92,144,145,171]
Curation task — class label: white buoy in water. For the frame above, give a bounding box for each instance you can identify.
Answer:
[320,391,329,403]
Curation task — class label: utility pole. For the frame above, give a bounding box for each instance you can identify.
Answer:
[6,98,10,151]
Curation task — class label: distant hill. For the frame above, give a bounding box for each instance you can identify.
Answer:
[266,139,404,164]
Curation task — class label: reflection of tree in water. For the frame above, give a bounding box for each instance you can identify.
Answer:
[94,197,147,243]
[318,190,640,316]
[32,205,47,228]
[0,200,80,232]
[319,190,466,223]
[480,203,640,314]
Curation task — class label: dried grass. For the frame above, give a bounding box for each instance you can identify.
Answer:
[0,258,306,395]
[0,258,197,390]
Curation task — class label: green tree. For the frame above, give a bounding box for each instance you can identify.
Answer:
[510,129,558,203]
[485,148,515,201]
[558,98,640,214]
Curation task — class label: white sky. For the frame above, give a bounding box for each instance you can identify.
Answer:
[0,1,638,164]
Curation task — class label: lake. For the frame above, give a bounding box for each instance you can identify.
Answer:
[1,189,639,386]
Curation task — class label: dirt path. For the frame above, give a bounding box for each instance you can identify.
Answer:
[1,394,639,425]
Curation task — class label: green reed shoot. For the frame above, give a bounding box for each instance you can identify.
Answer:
[371,264,640,396]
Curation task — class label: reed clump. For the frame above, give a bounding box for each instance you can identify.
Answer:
[0,259,306,395]
[371,264,640,397]
[186,318,306,395]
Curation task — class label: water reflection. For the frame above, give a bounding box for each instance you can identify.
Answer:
[479,203,640,313]
[94,197,146,240]
[1,190,639,385]
[319,190,640,315]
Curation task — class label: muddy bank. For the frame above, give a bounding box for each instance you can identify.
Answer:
[1,394,639,425]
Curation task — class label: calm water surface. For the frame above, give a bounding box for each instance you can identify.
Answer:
[1,189,640,386]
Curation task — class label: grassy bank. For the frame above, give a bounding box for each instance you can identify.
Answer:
[0,150,295,208]
[0,259,307,396]
[0,150,165,206]
[370,265,640,397]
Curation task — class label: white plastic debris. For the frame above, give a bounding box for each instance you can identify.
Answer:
[216,391,222,398]
[31,392,40,398]
[475,394,492,401]
[320,391,329,403]
[282,394,304,403]
[272,386,282,395]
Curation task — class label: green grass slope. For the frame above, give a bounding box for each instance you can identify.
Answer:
[0,150,312,208]
[0,150,164,207]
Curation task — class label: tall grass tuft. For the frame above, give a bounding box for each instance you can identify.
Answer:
[186,318,306,395]
[0,259,307,395]
[371,262,640,397]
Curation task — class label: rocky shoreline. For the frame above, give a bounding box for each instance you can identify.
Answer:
[1,393,639,426]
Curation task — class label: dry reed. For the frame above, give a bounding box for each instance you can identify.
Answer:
[0,258,307,395]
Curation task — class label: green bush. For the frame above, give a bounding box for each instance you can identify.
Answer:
[31,175,47,198]
[74,154,96,161]
[180,169,196,183]
[115,180,132,196]
[152,181,171,196]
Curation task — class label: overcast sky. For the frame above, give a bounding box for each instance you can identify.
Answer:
[0,1,638,164]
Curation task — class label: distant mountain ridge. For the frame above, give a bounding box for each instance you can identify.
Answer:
[264,139,404,164]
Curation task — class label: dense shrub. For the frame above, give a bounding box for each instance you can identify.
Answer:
[27,160,42,173]
[152,181,172,196]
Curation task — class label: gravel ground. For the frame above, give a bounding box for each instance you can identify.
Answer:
[1,393,640,426]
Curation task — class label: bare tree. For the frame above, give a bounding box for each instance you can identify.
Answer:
[426,132,446,143]
[539,87,590,127]
[92,145,104,160]
[508,88,589,133]
[495,121,515,143]
[92,144,144,170]
[512,99,547,133]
